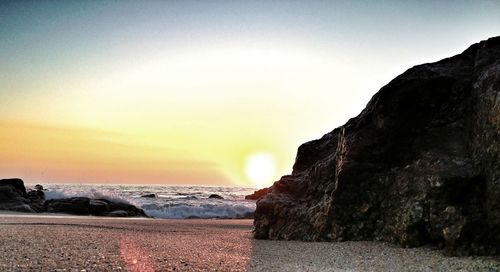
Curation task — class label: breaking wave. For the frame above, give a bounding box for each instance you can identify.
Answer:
[39,183,257,219]
[141,202,255,219]
[44,187,132,204]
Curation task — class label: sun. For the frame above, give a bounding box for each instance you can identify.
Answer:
[244,152,276,189]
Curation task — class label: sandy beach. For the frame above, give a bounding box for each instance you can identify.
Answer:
[0,213,498,272]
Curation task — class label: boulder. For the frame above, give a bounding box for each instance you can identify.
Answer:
[245,188,269,200]
[208,194,224,199]
[106,201,146,217]
[0,178,27,195]
[45,197,91,215]
[106,210,129,217]
[0,179,33,213]
[141,193,156,198]
[89,199,109,215]
[45,197,146,217]
[253,36,500,255]
[26,190,45,212]
[0,183,26,201]
[0,202,34,213]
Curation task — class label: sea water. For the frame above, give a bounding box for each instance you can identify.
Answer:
[33,184,257,219]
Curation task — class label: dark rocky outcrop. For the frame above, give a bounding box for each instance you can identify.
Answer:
[105,200,146,217]
[141,193,156,198]
[254,37,500,255]
[0,179,34,213]
[45,197,146,217]
[0,178,146,217]
[245,188,269,200]
[26,185,45,212]
[208,194,224,199]
[46,197,91,215]
[0,178,27,195]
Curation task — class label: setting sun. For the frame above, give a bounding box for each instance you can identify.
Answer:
[245,152,276,188]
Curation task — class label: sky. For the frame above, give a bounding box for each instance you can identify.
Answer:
[1,1,499,187]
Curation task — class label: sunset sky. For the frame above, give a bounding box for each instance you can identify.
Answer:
[1,1,499,187]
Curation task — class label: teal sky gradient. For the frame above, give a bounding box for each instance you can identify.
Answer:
[0,1,499,184]
[2,1,499,106]
[2,1,499,89]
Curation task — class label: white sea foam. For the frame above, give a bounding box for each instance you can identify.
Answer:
[141,202,255,219]
[43,190,69,200]
[44,186,131,204]
[39,183,257,219]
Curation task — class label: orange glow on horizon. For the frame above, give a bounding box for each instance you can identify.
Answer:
[0,121,231,185]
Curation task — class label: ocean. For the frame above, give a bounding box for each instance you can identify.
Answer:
[31,183,258,219]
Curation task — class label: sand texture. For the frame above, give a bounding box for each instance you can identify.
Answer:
[0,213,498,271]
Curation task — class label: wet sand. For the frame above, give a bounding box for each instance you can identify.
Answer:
[0,213,498,271]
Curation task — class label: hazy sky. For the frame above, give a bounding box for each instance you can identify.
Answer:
[1,1,499,186]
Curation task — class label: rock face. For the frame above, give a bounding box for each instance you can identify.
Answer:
[0,178,146,217]
[0,179,35,213]
[45,197,146,217]
[245,188,269,200]
[208,194,224,199]
[254,37,500,255]
[26,186,45,212]
[0,178,27,194]
[141,193,156,198]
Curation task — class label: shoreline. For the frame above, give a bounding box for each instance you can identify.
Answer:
[0,210,253,221]
[0,214,498,271]
[18,182,257,220]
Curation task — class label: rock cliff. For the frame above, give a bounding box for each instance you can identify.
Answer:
[253,36,500,255]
